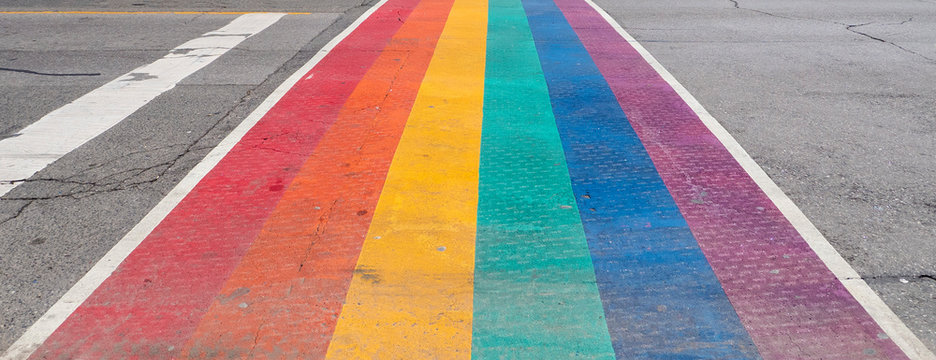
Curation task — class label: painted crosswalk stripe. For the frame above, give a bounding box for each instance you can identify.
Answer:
[523,0,761,357]
[0,13,284,197]
[181,0,455,356]
[470,0,615,356]
[323,0,486,356]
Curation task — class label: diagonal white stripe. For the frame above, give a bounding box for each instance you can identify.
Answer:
[0,13,285,197]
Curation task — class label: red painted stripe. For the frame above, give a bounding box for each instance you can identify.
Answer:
[181,0,454,357]
[554,0,906,358]
[31,1,419,358]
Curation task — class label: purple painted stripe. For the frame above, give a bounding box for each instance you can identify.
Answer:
[552,0,907,358]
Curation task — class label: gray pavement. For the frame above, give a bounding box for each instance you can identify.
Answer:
[593,0,936,351]
[0,1,371,350]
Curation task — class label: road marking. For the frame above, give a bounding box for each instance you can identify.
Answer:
[0,10,313,15]
[470,0,615,356]
[569,0,935,358]
[0,2,388,358]
[0,13,285,197]
[181,0,454,356]
[323,0,486,356]
[525,0,761,356]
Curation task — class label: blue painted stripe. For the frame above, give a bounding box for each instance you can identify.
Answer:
[521,0,763,358]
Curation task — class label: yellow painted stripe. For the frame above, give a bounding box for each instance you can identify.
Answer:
[323,0,487,357]
[0,10,311,15]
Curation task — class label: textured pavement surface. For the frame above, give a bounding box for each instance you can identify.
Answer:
[0,0,934,358]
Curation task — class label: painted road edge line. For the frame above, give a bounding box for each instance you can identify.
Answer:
[578,1,936,359]
[0,2,391,359]
[0,13,285,197]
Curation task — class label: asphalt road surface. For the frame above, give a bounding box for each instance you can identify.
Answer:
[1,0,934,355]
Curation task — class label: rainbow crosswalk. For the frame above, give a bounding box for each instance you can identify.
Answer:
[20,0,915,358]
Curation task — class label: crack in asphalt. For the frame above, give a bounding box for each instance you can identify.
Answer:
[246,317,266,359]
[855,274,936,283]
[0,87,256,226]
[0,142,209,195]
[4,148,191,201]
[0,201,30,227]
[842,20,934,62]
[882,17,915,26]
[728,0,800,21]
[297,199,336,273]
[728,0,934,63]
[0,67,101,77]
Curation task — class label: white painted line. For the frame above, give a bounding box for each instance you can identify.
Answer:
[578,1,936,359]
[0,2,391,358]
[0,13,285,197]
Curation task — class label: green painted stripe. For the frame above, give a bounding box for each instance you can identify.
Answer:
[471,0,616,357]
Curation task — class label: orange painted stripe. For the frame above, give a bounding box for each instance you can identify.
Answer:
[180,0,454,357]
